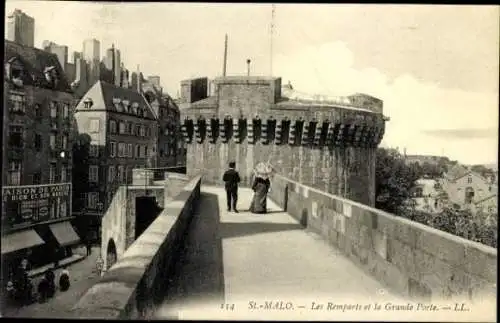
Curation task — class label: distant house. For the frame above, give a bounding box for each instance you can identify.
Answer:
[404,154,446,166]
[407,161,498,222]
[444,164,470,182]
[72,80,159,236]
[441,170,497,213]
[411,178,446,214]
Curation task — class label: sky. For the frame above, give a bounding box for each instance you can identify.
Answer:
[5,2,499,166]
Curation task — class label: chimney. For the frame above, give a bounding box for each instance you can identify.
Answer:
[246,59,251,77]
[111,44,115,85]
[222,34,228,77]
[136,65,141,93]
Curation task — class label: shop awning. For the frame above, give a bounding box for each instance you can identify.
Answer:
[49,221,80,247]
[1,229,45,255]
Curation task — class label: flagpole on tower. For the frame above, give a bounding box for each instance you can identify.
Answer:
[270,4,275,77]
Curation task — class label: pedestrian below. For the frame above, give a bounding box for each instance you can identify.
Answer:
[14,266,32,305]
[24,276,34,305]
[59,267,70,291]
[37,277,49,303]
[86,238,92,256]
[44,268,56,298]
[21,258,30,271]
[222,161,241,213]
[5,281,16,305]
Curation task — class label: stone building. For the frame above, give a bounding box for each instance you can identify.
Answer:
[103,44,121,87]
[82,38,101,87]
[180,76,386,206]
[441,170,497,212]
[2,40,78,275]
[141,77,185,167]
[42,40,69,72]
[6,9,35,48]
[72,80,159,235]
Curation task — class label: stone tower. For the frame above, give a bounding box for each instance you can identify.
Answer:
[180,76,386,206]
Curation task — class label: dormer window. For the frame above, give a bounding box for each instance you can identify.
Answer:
[112,98,123,112]
[122,100,130,113]
[131,102,139,115]
[44,66,58,88]
[6,57,24,87]
[83,97,93,109]
[71,80,80,90]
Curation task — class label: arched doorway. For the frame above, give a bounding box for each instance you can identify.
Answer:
[106,239,117,270]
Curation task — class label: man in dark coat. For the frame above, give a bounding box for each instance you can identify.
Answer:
[86,237,92,256]
[222,161,241,212]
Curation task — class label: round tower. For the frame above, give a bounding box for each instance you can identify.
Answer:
[180,76,386,206]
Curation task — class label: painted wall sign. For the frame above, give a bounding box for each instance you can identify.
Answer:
[2,183,72,230]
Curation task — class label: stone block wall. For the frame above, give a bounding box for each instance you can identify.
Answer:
[163,172,189,203]
[214,77,281,118]
[182,107,382,206]
[71,175,202,319]
[3,84,74,186]
[101,177,166,271]
[132,169,154,186]
[268,174,497,304]
[123,187,164,251]
[181,76,384,206]
[100,186,128,270]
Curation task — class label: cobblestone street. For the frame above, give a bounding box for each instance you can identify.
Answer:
[2,246,101,318]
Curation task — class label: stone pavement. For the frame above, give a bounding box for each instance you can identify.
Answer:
[154,186,406,320]
[2,246,101,318]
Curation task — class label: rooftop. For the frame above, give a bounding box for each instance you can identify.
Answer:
[4,39,72,93]
[75,81,157,120]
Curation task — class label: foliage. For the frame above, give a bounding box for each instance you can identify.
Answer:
[410,160,447,179]
[375,147,497,248]
[375,148,421,214]
[470,164,496,181]
[402,207,497,248]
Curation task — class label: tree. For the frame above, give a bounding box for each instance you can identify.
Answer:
[375,148,421,214]
[419,161,445,178]
[428,206,497,248]
[436,157,449,175]
[470,164,495,180]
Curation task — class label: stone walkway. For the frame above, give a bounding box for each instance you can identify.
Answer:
[154,186,405,320]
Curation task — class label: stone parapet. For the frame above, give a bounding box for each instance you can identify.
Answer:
[132,169,155,186]
[268,174,497,305]
[69,175,202,319]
